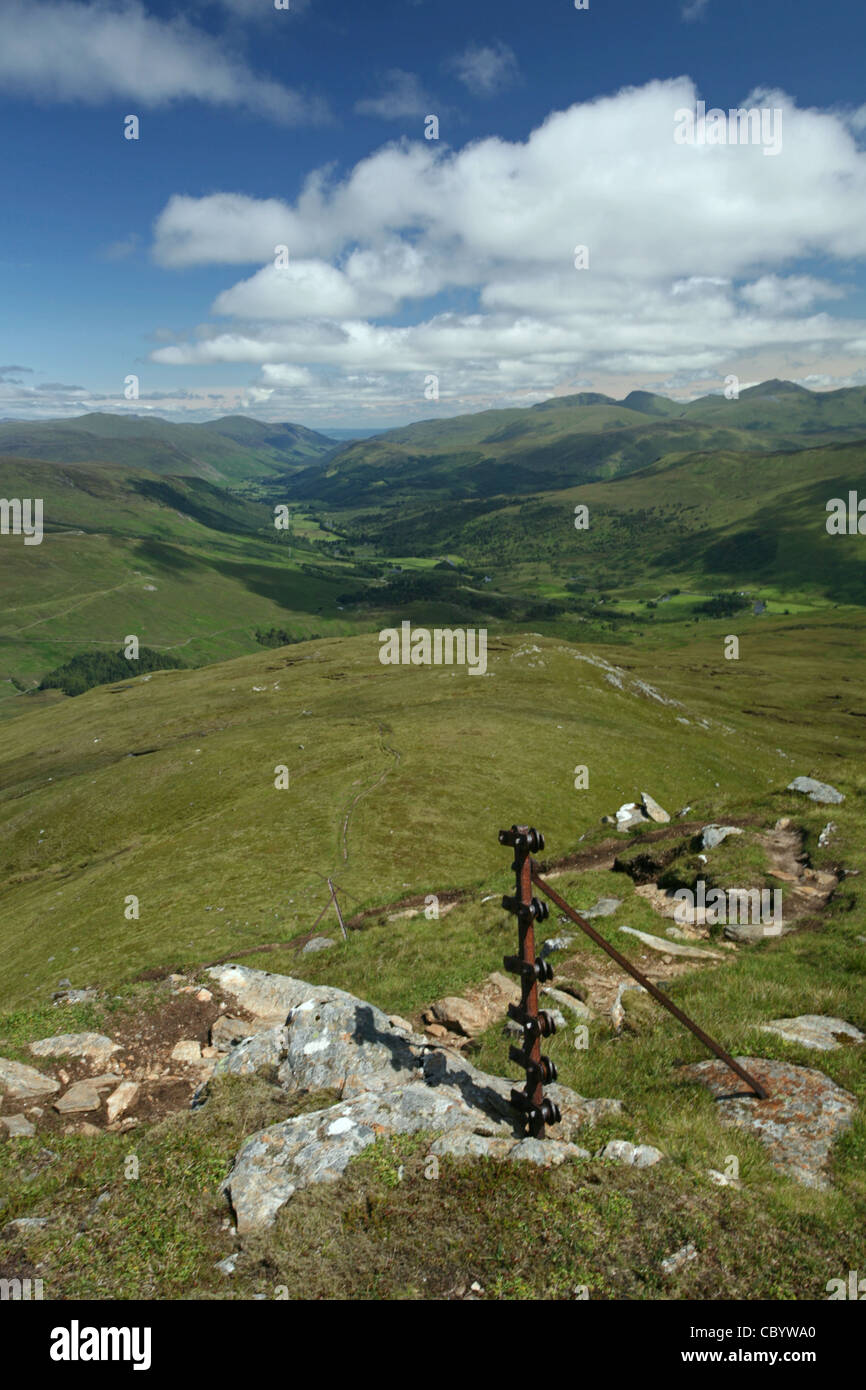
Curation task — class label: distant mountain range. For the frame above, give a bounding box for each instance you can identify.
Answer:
[0,412,337,483]
[3,381,866,495]
[281,380,866,507]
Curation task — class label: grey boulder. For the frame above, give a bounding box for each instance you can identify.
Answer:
[701,825,743,850]
[30,1032,120,1064]
[759,1015,864,1052]
[0,1058,60,1100]
[641,792,671,824]
[787,776,845,805]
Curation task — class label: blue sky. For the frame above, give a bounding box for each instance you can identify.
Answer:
[1,0,865,427]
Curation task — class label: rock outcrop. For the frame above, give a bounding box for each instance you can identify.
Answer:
[205,964,623,1232]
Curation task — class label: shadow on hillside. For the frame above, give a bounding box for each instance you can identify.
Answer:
[132,539,203,576]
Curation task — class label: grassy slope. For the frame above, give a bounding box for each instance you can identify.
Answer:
[0,613,863,1300]
[5,395,866,700]
[0,413,336,483]
[0,613,862,1011]
[0,456,365,694]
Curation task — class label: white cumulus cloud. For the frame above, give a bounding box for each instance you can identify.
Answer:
[148,78,866,416]
[0,0,326,122]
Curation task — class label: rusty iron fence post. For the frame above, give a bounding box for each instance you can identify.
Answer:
[499,825,562,1137]
[498,824,769,1128]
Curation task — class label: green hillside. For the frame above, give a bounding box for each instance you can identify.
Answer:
[0,613,862,1013]
[2,389,865,1308]
[0,455,271,538]
[0,412,336,483]
[289,381,866,508]
[321,437,866,609]
[287,411,776,506]
[0,455,361,698]
[684,379,866,438]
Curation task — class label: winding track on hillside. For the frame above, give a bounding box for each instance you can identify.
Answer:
[5,577,143,631]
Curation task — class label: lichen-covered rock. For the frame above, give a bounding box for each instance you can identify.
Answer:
[210,965,624,1231]
[681,1056,857,1188]
[278,996,421,1097]
[214,1024,289,1077]
[214,996,421,1100]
